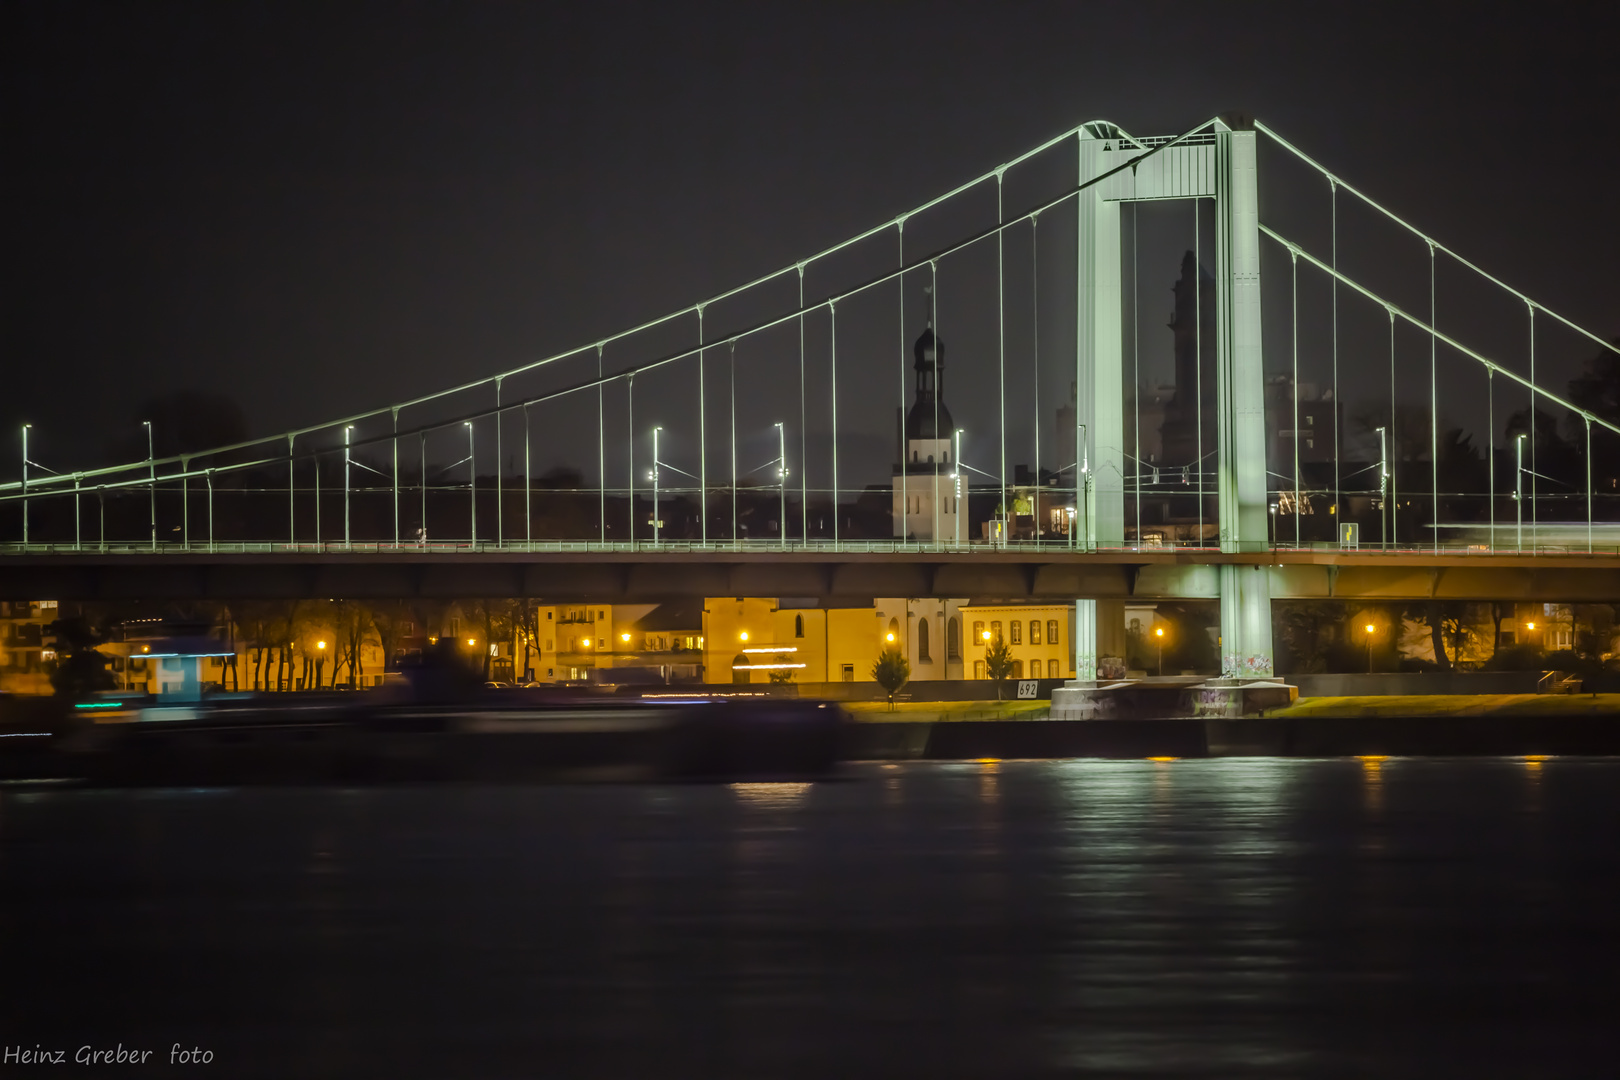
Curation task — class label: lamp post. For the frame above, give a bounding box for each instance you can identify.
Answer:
[953,427,963,547]
[1375,425,1388,550]
[1154,624,1165,677]
[1364,622,1376,674]
[1514,431,1527,552]
[20,424,29,545]
[144,420,155,550]
[775,422,786,547]
[344,425,353,547]
[465,421,475,544]
[652,426,662,543]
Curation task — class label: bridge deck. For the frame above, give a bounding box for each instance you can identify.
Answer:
[4,544,1618,601]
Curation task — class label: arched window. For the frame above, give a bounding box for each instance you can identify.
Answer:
[1030,619,1042,645]
[731,652,750,685]
[1012,659,1024,679]
[1010,620,1022,645]
[1047,620,1060,646]
[794,614,805,638]
[1048,658,1060,678]
[947,617,960,660]
[918,618,931,662]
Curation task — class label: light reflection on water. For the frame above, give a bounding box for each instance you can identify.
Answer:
[0,758,1615,1078]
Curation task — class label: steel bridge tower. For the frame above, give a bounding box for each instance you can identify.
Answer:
[1073,116,1274,678]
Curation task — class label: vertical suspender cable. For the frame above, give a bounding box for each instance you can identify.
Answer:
[798,267,807,542]
[183,456,190,547]
[899,224,908,542]
[932,260,940,547]
[1195,198,1204,547]
[731,339,738,541]
[524,404,531,545]
[419,433,426,544]
[392,408,400,546]
[1528,304,1537,537]
[627,373,635,543]
[1429,243,1438,553]
[1133,202,1141,546]
[1388,310,1397,546]
[1291,249,1300,547]
[830,300,839,544]
[1488,370,1495,548]
[597,344,605,542]
[314,452,321,547]
[1330,180,1340,541]
[997,174,1007,546]
[699,307,707,543]
[1032,215,1041,545]
[495,377,503,547]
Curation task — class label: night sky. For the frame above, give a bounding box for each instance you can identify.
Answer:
[7,0,1617,479]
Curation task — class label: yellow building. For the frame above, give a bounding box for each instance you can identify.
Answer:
[700,596,1078,685]
[960,603,1074,681]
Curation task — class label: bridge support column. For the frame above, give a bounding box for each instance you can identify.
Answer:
[1214,120,1274,675]
[1076,128,1124,549]
[1073,598,1126,680]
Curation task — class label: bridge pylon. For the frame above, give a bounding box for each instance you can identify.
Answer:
[1072,118,1273,678]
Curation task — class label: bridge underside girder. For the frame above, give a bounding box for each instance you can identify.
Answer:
[5,554,1619,603]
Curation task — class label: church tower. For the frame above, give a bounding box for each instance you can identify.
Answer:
[893,287,960,541]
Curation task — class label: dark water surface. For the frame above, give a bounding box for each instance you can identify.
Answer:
[3,759,1617,1077]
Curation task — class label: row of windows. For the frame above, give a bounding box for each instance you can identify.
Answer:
[903,496,959,514]
[970,619,1060,647]
[972,659,1064,679]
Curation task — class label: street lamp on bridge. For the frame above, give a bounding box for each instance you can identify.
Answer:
[143,420,155,550]
[1514,431,1528,551]
[1363,621,1377,673]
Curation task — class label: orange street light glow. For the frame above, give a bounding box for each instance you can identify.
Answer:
[1364,624,1375,634]
[739,631,749,642]
[621,633,631,642]
[467,638,475,647]
[317,640,326,649]
[886,632,895,642]
[1154,627,1164,638]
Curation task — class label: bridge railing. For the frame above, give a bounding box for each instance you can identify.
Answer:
[3,538,1617,557]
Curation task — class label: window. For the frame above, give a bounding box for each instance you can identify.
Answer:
[918,618,931,662]
[947,617,960,660]
[841,664,854,682]
[1306,415,1315,426]
[1012,660,1023,678]
[546,611,553,620]
[1047,620,1060,646]
[972,620,984,644]
[974,660,985,680]
[1497,631,1516,647]
[732,653,750,685]
[1048,658,1060,678]
[795,614,805,638]
[598,610,605,621]
[991,620,1003,642]
[887,617,901,646]
[1029,620,1041,645]
[1009,621,1021,645]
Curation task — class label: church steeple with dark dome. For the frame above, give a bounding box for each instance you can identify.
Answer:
[906,286,954,442]
[892,285,961,541]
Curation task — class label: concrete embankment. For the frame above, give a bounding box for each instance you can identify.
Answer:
[850,714,1620,759]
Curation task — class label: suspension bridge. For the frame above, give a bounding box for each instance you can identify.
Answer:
[4,114,1618,676]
